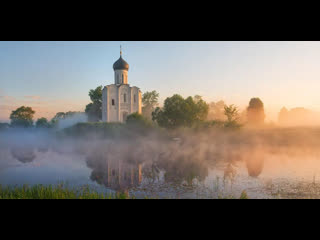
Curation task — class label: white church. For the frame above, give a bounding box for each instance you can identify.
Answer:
[102,48,142,123]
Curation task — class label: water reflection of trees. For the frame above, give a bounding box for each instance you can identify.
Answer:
[156,152,208,185]
[85,139,210,192]
[86,146,143,192]
[11,147,36,163]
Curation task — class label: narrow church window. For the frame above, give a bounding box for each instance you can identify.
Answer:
[112,99,115,106]
[124,94,127,103]
[134,94,136,103]
[122,74,124,83]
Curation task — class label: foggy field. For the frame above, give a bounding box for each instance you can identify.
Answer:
[1,125,320,199]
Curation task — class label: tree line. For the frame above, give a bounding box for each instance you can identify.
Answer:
[0,85,265,130]
[84,86,265,129]
[0,106,84,129]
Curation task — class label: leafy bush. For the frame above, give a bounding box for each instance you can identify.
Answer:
[61,120,162,140]
[224,120,242,130]
[36,118,51,128]
[62,122,125,139]
[126,112,152,127]
[192,120,225,130]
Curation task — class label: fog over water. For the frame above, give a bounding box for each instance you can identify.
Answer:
[1,126,320,198]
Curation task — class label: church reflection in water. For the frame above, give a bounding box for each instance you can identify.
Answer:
[87,156,143,192]
[86,149,210,193]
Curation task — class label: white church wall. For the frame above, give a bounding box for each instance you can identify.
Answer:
[138,90,142,114]
[131,87,142,114]
[107,85,119,122]
[119,84,131,122]
[102,87,108,122]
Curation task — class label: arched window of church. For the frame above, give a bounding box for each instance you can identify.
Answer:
[122,74,124,83]
[112,99,115,106]
[124,94,127,103]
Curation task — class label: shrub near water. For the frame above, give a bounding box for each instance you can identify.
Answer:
[61,120,164,140]
[62,122,125,139]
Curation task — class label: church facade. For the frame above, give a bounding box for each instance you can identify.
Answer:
[102,49,142,123]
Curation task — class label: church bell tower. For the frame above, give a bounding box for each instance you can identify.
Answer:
[113,46,129,85]
[102,46,142,123]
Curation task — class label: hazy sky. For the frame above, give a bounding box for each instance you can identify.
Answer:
[0,41,320,122]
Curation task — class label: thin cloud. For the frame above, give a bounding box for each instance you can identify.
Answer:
[24,95,42,100]
[1,96,16,103]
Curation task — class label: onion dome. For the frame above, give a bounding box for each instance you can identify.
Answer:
[113,46,129,71]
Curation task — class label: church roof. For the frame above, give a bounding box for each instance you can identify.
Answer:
[113,56,129,71]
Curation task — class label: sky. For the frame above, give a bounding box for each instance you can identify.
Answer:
[0,41,320,123]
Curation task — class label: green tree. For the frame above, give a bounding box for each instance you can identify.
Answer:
[193,95,203,103]
[247,98,265,126]
[192,95,209,122]
[142,90,159,120]
[224,104,241,129]
[10,106,35,128]
[85,86,102,122]
[152,94,209,129]
[224,104,239,122]
[52,112,66,122]
[36,118,50,128]
[50,112,65,127]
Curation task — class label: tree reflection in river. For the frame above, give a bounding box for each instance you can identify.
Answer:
[11,146,36,163]
[85,138,210,193]
[86,148,142,192]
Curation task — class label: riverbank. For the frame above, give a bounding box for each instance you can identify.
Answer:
[0,184,131,199]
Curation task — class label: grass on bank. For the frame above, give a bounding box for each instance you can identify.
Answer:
[0,184,250,199]
[0,184,131,199]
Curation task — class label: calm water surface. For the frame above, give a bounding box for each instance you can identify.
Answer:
[1,146,319,199]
